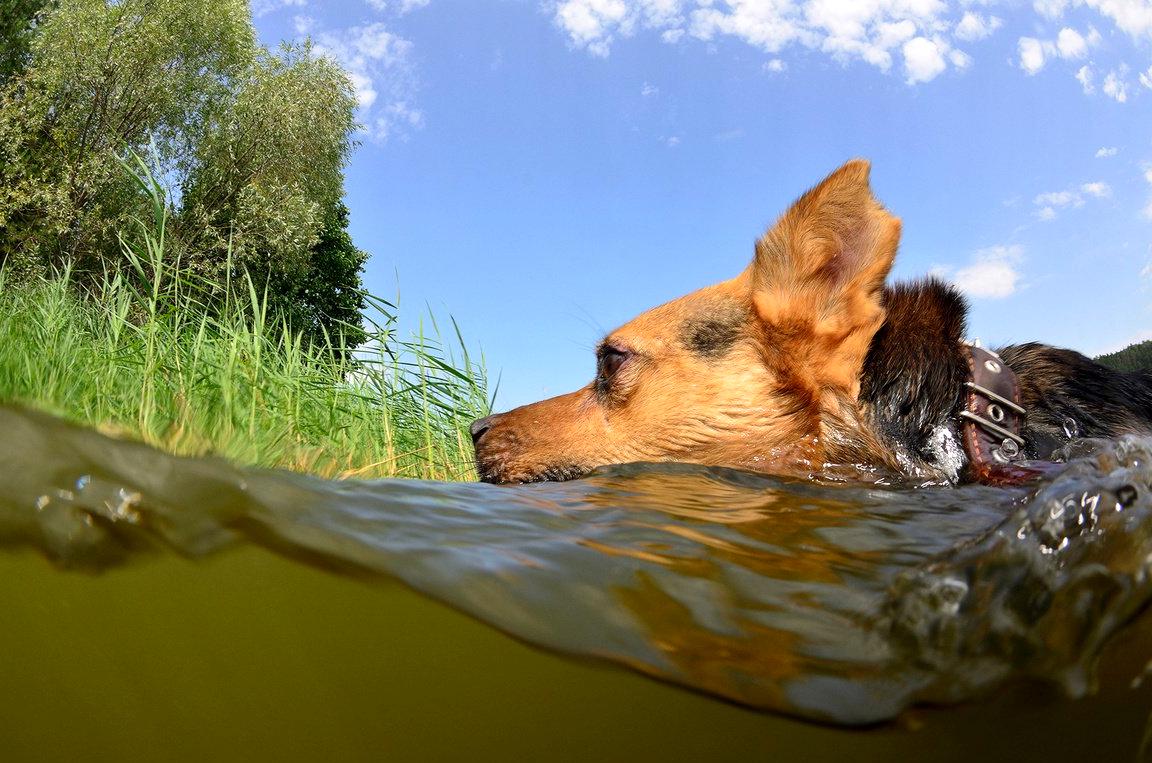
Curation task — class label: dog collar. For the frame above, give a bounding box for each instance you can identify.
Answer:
[959,345,1032,484]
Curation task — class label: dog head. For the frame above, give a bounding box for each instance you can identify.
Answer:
[472,159,902,483]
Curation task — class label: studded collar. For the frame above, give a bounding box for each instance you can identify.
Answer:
[959,345,1036,484]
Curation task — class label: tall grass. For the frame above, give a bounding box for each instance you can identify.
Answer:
[0,157,490,480]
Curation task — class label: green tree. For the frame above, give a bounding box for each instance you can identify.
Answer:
[1097,340,1152,372]
[0,0,368,354]
[275,201,369,354]
[176,42,361,349]
[0,0,53,85]
[0,0,255,273]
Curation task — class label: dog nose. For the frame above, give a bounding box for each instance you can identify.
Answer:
[469,414,500,446]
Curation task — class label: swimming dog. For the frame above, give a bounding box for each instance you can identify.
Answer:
[471,160,1152,484]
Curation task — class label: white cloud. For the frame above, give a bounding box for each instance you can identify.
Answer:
[312,22,422,141]
[1035,189,1083,208]
[252,0,306,17]
[1034,0,1071,20]
[552,1,967,83]
[1095,146,1118,157]
[1103,68,1129,102]
[1056,27,1088,58]
[1076,64,1094,93]
[945,245,1025,299]
[955,12,1001,41]
[641,81,659,96]
[665,135,681,147]
[549,1,1151,91]
[1032,0,1152,39]
[293,14,316,35]
[1033,180,1111,219]
[1018,36,1047,74]
[903,37,947,83]
[764,58,787,72]
[398,0,430,12]
[1140,65,1152,89]
[1144,166,1152,219]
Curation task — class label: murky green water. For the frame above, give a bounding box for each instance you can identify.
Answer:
[3,405,1152,761]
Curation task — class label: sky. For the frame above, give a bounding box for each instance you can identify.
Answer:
[252,0,1152,411]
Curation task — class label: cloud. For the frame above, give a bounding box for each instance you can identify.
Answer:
[1033,180,1111,219]
[664,135,681,147]
[1103,67,1129,102]
[1033,0,1152,39]
[1018,36,1047,74]
[1095,146,1118,157]
[955,12,1001,41]
[764,58,787,72]
[1056,27,1088,58]
[551,1,972,83]
[939,245,1025,299]
[641,81,659,96]
[1080,181,1111,198]
[903,37,947,84]
[312,22,422,141]
[1144,166,1152,220]
[549,1,1152,94]
[1076,64,1094,93]
[252,0,306,17]
[1142,65,1152,89]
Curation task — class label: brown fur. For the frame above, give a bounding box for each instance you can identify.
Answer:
[471,160,1152,484]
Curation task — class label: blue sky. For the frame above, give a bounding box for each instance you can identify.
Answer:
[253,0,1152,410]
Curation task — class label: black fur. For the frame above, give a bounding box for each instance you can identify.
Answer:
[860,278,1152,475]
[681,308,745,359]
[860,279,969,468]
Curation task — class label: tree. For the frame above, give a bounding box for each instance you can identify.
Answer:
[0,0,53,86]
[176,42,360,349]
[276,201,369,355]
[0,0,368,354]
[0,0,255,274]
[1097,340,1152,372]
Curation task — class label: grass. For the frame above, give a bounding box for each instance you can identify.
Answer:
[0,159,491,481]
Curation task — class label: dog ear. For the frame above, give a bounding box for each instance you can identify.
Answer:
[749,159,901,399]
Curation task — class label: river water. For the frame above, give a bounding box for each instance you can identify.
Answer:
[2,404,1151,760]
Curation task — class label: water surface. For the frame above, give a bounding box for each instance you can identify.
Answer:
[2,405,1152,757]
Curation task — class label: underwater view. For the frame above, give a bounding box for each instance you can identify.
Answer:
[3,404,1152,761]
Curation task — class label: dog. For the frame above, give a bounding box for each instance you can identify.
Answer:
[471,160,1152,485]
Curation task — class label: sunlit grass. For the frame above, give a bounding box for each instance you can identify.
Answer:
[0,157,490,481]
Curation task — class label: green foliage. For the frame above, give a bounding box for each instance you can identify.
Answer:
[275,201,369,356]
[0,179,489,480]
[1096,340,1152,372]
[0,0,367,353]
[0,0,52,85]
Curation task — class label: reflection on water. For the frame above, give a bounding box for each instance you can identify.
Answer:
[1,405,1151,728]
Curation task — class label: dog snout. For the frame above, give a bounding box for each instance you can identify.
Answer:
[469,413,502,447]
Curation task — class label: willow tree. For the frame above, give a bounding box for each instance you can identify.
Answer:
[176,42,362,350]
[0,0,255,273]
[0,0,368,353]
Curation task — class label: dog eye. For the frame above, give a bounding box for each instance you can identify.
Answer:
[597,346,630,381]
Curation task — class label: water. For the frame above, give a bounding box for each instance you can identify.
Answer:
[2,404,1152,759]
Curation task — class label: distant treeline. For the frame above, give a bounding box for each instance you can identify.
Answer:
[1096,340,1152,372]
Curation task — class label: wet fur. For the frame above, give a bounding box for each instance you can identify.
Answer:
[472,161,1152,484]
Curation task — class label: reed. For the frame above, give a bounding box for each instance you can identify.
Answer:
[0,158,490,481]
